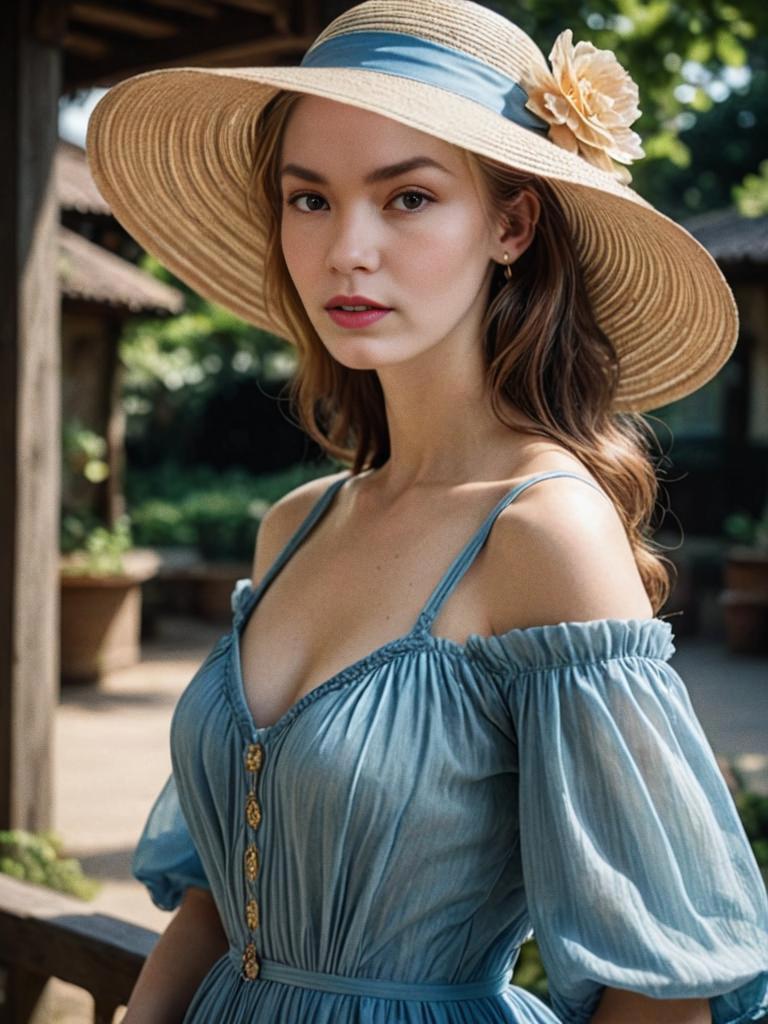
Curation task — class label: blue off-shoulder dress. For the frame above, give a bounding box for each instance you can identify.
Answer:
[133,470,768,1023]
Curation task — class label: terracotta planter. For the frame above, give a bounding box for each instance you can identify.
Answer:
[60,550,160,684]
[720,548,768,656]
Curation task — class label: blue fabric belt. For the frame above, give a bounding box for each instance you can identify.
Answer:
[232,953,511,1000]
[300,30,549,136]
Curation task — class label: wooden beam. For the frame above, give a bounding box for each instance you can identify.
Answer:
[0,0,61,831]
[62,29,111,59]
[215,0,280,13]
[0,873,157,1012]
[142,0,220,18]
[70,2,177,38]
[164,32,313,67]
[33,0,70,46]
[215,0,289,37]
[63,12,312,90]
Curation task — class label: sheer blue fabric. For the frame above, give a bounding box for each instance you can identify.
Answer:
[132,471,768,1022]
[132,770,210,911]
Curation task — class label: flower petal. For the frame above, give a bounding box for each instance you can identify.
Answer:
[521,26,643,185]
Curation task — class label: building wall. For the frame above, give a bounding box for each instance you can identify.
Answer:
[733,282,768,444]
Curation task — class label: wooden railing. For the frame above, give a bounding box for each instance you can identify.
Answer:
[0,874,156,1023]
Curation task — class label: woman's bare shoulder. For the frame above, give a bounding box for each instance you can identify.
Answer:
[484,449,653,631]
[250,469,350,588]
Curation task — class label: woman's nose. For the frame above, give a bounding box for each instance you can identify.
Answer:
[325,208,381,275]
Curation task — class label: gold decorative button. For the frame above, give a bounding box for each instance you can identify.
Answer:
[245,743,263,773]
[242,942,260,980]
[244,844,260,881]
[246,897,260,931]
[246,793,262,830]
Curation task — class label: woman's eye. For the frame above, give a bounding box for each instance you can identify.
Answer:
[286,193,327,214]
[392,190,433,212]
[285,190,433,213]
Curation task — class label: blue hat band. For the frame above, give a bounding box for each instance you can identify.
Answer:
[300,30,550,136]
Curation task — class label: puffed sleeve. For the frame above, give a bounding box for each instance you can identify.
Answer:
[476,617,768,1024]
[131,771,211,911]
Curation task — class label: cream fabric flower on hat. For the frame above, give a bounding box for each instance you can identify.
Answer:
[522,29,645,184]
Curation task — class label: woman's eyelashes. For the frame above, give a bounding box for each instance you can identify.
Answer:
[284,189,435,214]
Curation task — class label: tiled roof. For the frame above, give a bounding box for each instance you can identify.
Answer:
[59,225,184,315]
[56,138,111,215]
[682,207,768,266]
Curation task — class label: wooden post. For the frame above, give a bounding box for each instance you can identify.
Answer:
[0,1,62,830]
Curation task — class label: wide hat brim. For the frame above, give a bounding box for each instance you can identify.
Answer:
[86,62,738,413]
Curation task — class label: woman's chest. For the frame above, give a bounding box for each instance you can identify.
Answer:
[173,645,518,834]
[238,520,496,731]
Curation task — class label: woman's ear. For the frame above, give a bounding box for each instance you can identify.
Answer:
[496,188,540,263]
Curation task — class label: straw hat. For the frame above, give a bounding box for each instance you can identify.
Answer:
[86,0,738,413]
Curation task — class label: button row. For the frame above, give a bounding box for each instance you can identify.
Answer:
[242,742,264,981]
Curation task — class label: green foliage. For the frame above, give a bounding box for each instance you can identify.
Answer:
[734,158,768,215]
[513,937,549,1000]
[491,0,768,217]
[723,505,768,548]
[734,792,768,868]
[60,515,134,576]
[0,829,101,901]
[63,418,110,485]
[60,417,130,568]
[127,460,341,560]
[120,256,296,450]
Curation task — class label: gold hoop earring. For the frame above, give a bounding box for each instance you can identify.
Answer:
[502,251,513,281]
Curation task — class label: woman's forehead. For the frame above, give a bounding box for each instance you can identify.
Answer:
[283,94,465,169]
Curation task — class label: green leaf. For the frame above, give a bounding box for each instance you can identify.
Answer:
[715,27,747,65]
[686,35,712,63]
[691,86,714,112]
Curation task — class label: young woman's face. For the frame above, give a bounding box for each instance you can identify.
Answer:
[279,95,505,371]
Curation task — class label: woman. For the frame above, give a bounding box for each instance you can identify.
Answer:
[87,1,768,1022]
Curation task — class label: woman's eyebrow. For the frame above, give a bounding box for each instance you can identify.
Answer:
[280,156,454,185]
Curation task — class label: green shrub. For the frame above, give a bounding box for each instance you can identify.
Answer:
[127,460,342,560]
[129,499,197,548]
[183,491,270,560]
[735,792,768,868]
[60,515,134,576]
[513,936,548,1000]
[0,829,100,901]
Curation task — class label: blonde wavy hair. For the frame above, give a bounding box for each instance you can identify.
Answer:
[247,90,675,615]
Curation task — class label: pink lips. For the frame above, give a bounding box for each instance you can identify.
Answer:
[324,294,392,329]
[327,308,392,328]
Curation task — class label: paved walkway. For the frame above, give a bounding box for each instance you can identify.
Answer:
[44,616,768,1021]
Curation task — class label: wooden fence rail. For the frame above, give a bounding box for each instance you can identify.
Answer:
[0,874,156,1023]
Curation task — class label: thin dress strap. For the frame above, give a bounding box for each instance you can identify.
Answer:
[234,473,351,626]
[415,470,609,633]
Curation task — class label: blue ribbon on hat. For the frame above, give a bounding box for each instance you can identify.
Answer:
[300,30,550,136]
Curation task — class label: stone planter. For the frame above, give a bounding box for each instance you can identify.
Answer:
[59,549,160,684]
[720,547,768,655]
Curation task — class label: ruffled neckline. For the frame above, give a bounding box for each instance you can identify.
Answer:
[464,616,676,675]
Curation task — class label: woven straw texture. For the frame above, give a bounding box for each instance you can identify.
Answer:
[86,0,738,412]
